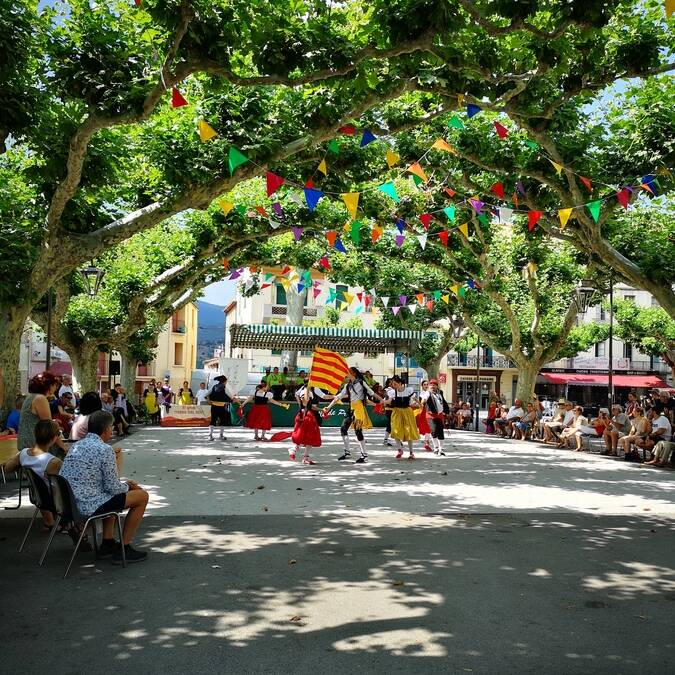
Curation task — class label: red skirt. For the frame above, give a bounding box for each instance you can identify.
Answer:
[416,407,431,435]
[291,410,322,447]
[246,404,272,431]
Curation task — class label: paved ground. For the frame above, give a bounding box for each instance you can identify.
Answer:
[2,427,675,674]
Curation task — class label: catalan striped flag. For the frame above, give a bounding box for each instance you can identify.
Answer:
[308,347,350,394]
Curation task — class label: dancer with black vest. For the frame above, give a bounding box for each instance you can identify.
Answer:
[385,376,420,460]
[241,382,287,441]
[206,375,233,441]
[426,378,450,455]
[324,367,384,464]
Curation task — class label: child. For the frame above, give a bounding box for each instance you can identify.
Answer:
[241,383,286,441]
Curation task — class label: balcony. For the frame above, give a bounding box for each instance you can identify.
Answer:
[447,354,515,369]
[263,304,322,319]
[544,356,670,374]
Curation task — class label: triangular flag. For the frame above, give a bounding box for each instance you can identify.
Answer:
[443,205,456,222]
[371,224,383,243]
[304,178,314,188]
[451,284,459,295]
[254,205,269,218]
[292,227,303,242]
[341,192,359,220]
[411,174,423,188]
[360,129,376,147]
[457,93,465,107]
[667,0,674,18]
[408,304,418,314]
[407,162,428,183]
[417,234,428,249]
[317,159,328,176]
[261,283,272,290]
[350,220,361,245]
[458,222,469,237]
[318,256,331,271]
[222,259,229,270]
[304,188,323,211]
[218,199,234,217]
[228,147,249,174]
[198,119,218,142]
[558,208,573,229]
[516,181,526,196]
[466,103,481,117]
[491,182,505,199]
[586,200,601,223]
[458,287,466,298]
[469,198,484,214]
[391,306,401,316]
[438,231,449,246]
[426,300,434,312]
[356,292,363,303]
[399,295,407,306]
[641,175,657,195]
[528,210,543,231]
[524,140,538,150]
[512,192,519,208]
[415,293,425,306]
[395,234,405,247]
[444,187,456,198]
[494,121,508,138]
[171,87,188,108]
[313,287,322,299]
[235,204,246,215]
[498,207,513,224]
[380,296,390,308]
[395,218,406,234]
[266,172,285,197]
[271,202,284,220]
[549,159,564,176]
[343,292,354,305]
[432,138,454,153]
[327,139,340,154]
[580,176,593,192]
[280,265,291,276]
[386,148,400,168]
[419,213,432,229]
[616,188,631,209]
[339,125,356,136]
[340,301,349,311]
[441,294,450,304]
[448,115,464,130]
[325,230,337,247]
[297,283,305,293]
[334,238,347,253]
[378,182,400,202]
[354,305,363,315]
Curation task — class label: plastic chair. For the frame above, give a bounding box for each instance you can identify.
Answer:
[47,474,126,578]
[18,468,56,557]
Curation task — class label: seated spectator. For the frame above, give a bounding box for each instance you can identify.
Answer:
[70,391,103,441]
[459,403,473,429]
[59,410,149,563]
[513,402,538,440]
[653,390,675,425]
[2,395,24,433]
[641,407,672,459]
[618,406,651,462]
[645,439,675,467]
[602,405,631,456]
[624,391,639,419]
[267,367,285,401]
[109,386,131,437]
[543,402,574,444]
[58,375,74,399]
[495,400,524,438]
[485,395,500,434]
[559,406,588,450]
[52,391,76,434]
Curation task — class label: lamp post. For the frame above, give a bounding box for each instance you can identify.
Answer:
[45,290,53,371]
[78,263,105,388]
[607,274,614,409]
[475,336,481,431]
[572,279,597,407]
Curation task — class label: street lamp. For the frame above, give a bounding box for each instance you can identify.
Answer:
[573,280,595,313]
[80,264,105,297]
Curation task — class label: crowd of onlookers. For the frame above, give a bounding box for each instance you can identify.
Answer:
[484,388,674,468]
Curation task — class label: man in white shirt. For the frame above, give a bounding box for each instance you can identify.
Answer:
[494,400,524,438]
[58,375,74,399]
[543,402,574,444]
[641,408,672,458]
[195,382,209,405]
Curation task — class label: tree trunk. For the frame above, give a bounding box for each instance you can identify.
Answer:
[0,303,32,419]
[514,361,541,403]
[420,354,442,380]
[281,276,308,372]
[70,344,100,394]
[119,349,139,398]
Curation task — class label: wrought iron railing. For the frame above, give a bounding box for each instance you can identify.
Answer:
[446,354,515,369]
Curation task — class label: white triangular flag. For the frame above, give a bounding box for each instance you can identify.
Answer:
[498,207,513,224]
[380,296,390,308]
[288,193,304,206]
[269,219,281,229]
[417,234,427,249]
[369,287,377,297]
[408,303,418,314]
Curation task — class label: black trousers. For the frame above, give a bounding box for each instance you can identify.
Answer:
[340,410,364,441]
[429,416,445,440]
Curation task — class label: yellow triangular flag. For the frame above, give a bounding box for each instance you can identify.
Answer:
[457,93,465,107]
[341,192,359,220]
[343,221,352,233]
[340,301,349,311]
[549,159,564,176]
[441,294,450,304]
[407,162,428,183]
[558,208,573,229]
[198,119,218,142]
[386,148,400,168]
[343,292,354,305]
[458,222,469,237]
[280,278,290,290]
[527,262,538,278]
[451,284,459,295]
[218,199,234,216]
[667,0,674,18]
[317,159,328,176]
[432,138,455,153]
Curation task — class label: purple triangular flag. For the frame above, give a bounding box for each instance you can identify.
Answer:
[469,198,484,214]
[395,234,405,247]
[228,270,241,280]
[392,306,401,316]
[399,295,407,306]
[292,227,303,242]
[272,202,285,219]
[516,181,526,196]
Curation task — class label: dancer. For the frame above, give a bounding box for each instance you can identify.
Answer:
[289,380,332,460]
[241,383,286,441]
[324,367,384,464]
[290,386,327,464]
[426,379,450,456]
[385,376,420,460]
[381,377,394,447]
[416,380,434,452]
[206,375,233,441]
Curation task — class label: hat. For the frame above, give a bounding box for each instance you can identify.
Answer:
[429,378,439,385]
[213,375,227,382]
[599,408,609,414]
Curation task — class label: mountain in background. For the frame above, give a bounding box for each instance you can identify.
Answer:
[196,300,225,367]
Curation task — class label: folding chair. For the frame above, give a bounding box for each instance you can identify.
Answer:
[18,468,56,559]
[48,474,126,578]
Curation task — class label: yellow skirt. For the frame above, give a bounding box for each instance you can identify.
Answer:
[391,408,420,441]
[145,393,159,415]
[350,400,373,431]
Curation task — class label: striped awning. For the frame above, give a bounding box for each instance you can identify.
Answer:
[229,324,425,353]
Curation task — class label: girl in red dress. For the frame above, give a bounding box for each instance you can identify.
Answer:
[291,387,325,465]
[241,383,285,440]
[416,380,433,451]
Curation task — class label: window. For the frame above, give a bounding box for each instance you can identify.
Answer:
[484,347,493,367]
[595,341,606,358]
[623,343,633,360]
[624,294,636,303]
[364,352,378,360]
[275,283,287,305]
[599,305,606,321]
[272,349,282,355]
[174,342,184,366]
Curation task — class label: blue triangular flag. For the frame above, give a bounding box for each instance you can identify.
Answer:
[466,104,481,118]
[334,238,347,253]
[360,129,376,147]
[641,175,658,195]
[304,188,323,211]
[297,284,305,292]
[395,218,406,234]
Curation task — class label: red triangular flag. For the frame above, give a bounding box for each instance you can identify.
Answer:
[426,300,434,312]
[494,121,508,139]
[444,187,456,198]
[171,87,188,108]
[305,178,314,188]
[326,231,337,247]
[528,211,543,231]
[438,231,449,246]
[280,265,291,275]
[318,256,331,271]
[266,172,285,197]
[356,292,363,302]
[339,125,357,136]
[491,182,505,199]
[419,213,432,229]
[364,294,372,307]
[580,176,593,192]
[616,188,631,210]
[254,205,269,218]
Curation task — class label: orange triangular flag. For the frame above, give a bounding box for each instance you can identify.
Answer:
[432,138,455,153]
[415,293,425,306]
[198,119,218,142]
[458,222,469,237]
[326,231,338,247]
[222,259,229,270]
[317,159,328,176]
[407,162,428,183]
[341,192,359,220]
[386,148,400,168]
[371,224,383,243]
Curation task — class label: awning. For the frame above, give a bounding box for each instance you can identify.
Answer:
[229,324,426,353]
[540,372,668,388]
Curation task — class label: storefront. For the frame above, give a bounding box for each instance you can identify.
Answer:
[451,372,502,409]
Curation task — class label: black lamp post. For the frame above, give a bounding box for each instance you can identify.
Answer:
[573,280,595,314]
[78,263,105,388]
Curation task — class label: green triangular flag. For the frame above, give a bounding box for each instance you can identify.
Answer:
[458,287,466,297]
[228,147,249,175]
[351,220,361,245]
[411,174,423,187]
[478,214,490,227]
[378,181,400,202]
[443,205,456,222]
[432,290,441,301]
[448,115,464,130]
[327,139,340,154]
[587,200,602,223]
[524,140,538,150]
[235,204,246,215]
